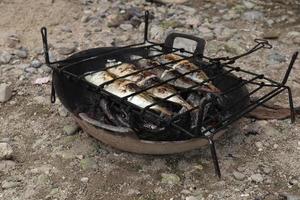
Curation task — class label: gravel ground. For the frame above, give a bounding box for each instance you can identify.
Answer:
[0,0,300,199]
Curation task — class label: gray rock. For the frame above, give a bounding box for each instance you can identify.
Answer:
[80,158,97,170]
[58,106,68,117]
[280,194,300,200]
[6,34,20,48]
[243,1,255,9]
[222,10,240,20]
[31,59,42,68]
[161,173,180,185]
[250,173,264,183]
[150,25,164,41]
[0,51,12,64]
[233,171,246,181]
[0,143,13,160]
[127,189,141,195]
[218,28,236,41]
[107,14,125,27]
[1,180,21,189]
[61,25,72,33]
[0,84,12,103]
[81,15,91,23]
[63,124,79,136]
[80,177,89,183]
[224,41,244,55]
[14,48,28,59]
[0,160,16,172]
[57,43,76,55]
[243,11,264,22]
[186,196,199,200]
[262,30,281,40]
[24,67,36,74]
[120,23,133,31]
[267,51,286,65]
[262,166,272,175]
[38,64,52,74]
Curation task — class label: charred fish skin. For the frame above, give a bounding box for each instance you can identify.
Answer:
[107,63,193,110]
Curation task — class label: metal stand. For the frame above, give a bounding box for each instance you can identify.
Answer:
[207,136,221,178]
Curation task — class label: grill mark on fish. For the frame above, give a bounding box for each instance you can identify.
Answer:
[155,54,221,93]
[85,71,172,116]
[107,63,193,110]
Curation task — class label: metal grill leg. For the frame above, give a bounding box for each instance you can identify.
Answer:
[287,87,295,123]
[207,137,221,178]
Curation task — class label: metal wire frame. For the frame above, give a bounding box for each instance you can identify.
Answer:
[41,11,298,178]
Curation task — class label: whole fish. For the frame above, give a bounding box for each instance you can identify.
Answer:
[158,54,220,93]
[85,71,172,116]
[107,63,193,110]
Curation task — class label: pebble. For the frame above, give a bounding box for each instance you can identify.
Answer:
[127,189,141,195]
[80,177,89,183]
[262,30,281,40]
[0,84,12,103]
[31,59,42,68]
[267,51,286,65]
[107,14,124,27]
[63,123,79,136]
[120,23,133,31]
[243,1,255,9]
[224,41,244,55]
[186,196,198,200]
[6,34,20,48]
[280,194,300,200]
[1,180,21,189]
[157,0,189,4]
[57,43,76,55]
[233,171,246,181]
[255,141,263,151]
[58,106,69,117]
[243,11,264,22]
[161,173,181,185]
[0,51,12,64]
[80,158,97,170]
[262,166,272,175]
[14,48,28,58]
[81,15,91,23]
[61,25,72,33]
[250,173,264,183]
[0,160,16,172]
[218,28,236,41]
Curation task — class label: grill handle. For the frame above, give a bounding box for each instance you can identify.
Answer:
[163,32,206,57]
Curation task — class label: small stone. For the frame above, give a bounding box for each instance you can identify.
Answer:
[273,144,279,149]
[280,194,300,200]
[127,189,141,195]
[120,24,133,31]
[251,173,264,183]
[255,141,263,150]
[243,1,255,9]
[63,124,79,136]
[61,26,72,33]
[262,30,281,40]
[224,41,244,55]
[6,34,20,48]
[0,51,12,64]
[161,173,181,185]
[262,166,271,175]
[218,28,236,41]
[0,143,13,160]
[80,177,89,183]
[58,106,69,117]
[243,11,264,22]
[267,51,286,65]
[0,160,16,172]
[156,0,188,4]
[39,64,52,74]
[1,180,21,189]
[186,196,198,200]
[31,59,42,68]
[233,171,246,181]
[57,43,76,55]
[107,14,124,27]
[14,48,28,58]
[0,84,12,103]
[81,15,90,23]
[80,158,97,170]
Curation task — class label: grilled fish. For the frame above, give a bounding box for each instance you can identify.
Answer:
[85,71,172,116]
[107,63,193,110]
[159,54,220,93]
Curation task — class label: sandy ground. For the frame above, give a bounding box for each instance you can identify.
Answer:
[0,0,300,199]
